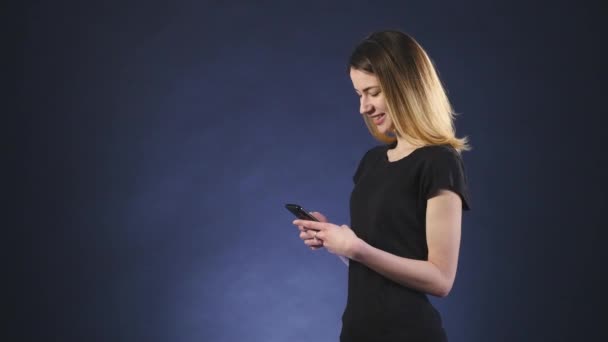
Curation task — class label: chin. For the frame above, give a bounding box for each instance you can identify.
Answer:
[377,125,391,135]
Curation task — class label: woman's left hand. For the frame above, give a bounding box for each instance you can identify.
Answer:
[293,219,361,258]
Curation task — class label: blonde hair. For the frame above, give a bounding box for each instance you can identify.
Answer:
[349,30,470,152]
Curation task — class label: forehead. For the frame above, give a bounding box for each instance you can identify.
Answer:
[349,68,379,90]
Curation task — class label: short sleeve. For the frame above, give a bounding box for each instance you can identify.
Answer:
[420,147,471,210]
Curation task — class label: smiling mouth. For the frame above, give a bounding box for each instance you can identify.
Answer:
[370,113,386,124]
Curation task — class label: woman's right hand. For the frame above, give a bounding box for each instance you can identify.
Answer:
[298,212,327,250]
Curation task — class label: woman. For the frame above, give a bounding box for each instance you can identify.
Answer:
[292,30,471,341]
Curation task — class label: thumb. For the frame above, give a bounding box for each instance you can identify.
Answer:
[310,211,328,223]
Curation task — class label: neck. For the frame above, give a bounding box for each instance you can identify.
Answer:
[393,133,422,151]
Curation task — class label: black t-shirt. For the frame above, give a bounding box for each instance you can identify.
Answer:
[341,142,471,342]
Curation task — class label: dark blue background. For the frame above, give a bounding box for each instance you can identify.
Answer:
[14,0,606,341]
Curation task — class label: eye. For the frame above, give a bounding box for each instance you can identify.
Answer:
[370,92,380,97]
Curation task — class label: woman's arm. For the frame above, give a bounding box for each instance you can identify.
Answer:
[297,212,350,266]
[294,190,462,294]
[350,190,462,297]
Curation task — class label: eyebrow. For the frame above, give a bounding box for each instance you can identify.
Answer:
[355,86,380,93]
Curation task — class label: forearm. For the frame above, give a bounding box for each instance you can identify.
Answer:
[350,239,452,297]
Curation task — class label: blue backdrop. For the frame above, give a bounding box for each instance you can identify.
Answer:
[14,0,605,341]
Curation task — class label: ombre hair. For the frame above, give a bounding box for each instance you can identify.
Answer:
[348,30,470,152]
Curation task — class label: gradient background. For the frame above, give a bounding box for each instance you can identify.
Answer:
[13,0,606,341]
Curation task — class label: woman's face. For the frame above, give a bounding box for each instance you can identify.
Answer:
[350,68,393,134]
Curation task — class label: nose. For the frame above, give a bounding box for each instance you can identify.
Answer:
[359,96,373,115]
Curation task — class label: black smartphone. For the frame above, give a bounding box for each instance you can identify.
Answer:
[285,203,319,221]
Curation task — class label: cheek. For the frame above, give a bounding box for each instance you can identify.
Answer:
[384,115,393,126]
[378,98,388,111]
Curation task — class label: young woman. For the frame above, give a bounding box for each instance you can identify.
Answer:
[293,30,471,341]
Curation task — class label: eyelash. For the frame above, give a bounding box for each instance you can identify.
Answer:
[357,92,380,98]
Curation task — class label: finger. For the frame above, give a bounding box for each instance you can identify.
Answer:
[310,240,324,250]
[304,238,323,246]
[307,230,322,241]
[293,219,326,231]
[310,211,328,223]
[299,231,313,240]
[304,239,316,246]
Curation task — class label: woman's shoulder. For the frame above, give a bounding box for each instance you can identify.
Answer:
[418,144,462,159]
[409,144,465,171]
[414,145,469,179]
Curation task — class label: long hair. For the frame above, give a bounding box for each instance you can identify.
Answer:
[348,30,470,152]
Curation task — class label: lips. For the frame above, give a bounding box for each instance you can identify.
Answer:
[370,113,386,125]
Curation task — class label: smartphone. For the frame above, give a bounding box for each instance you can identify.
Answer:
[285,203,319,221]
